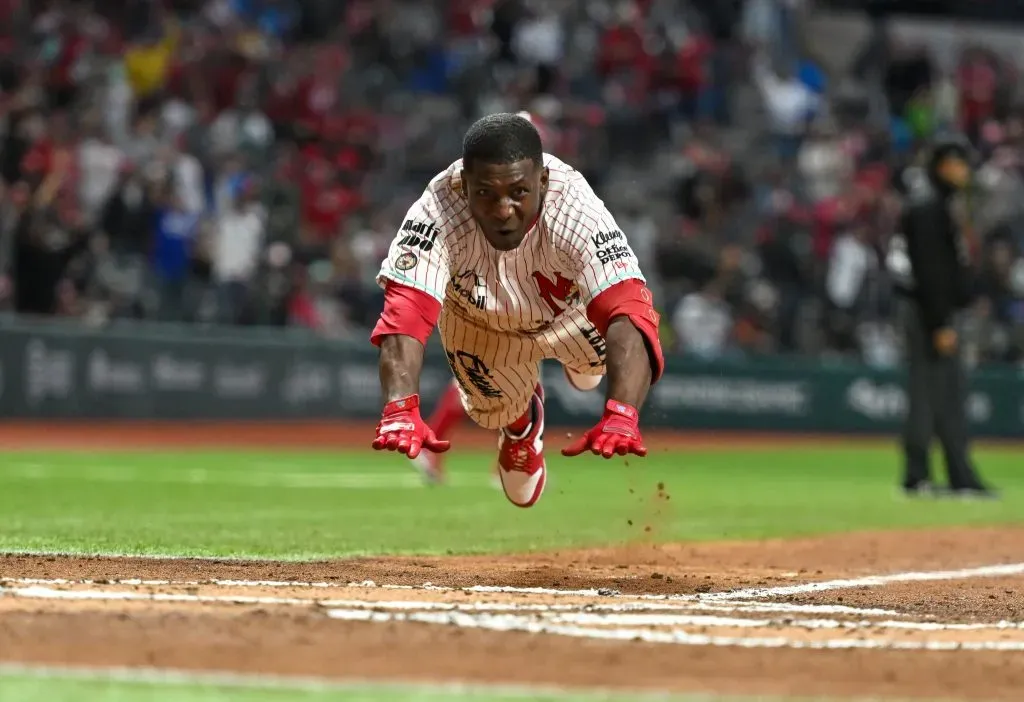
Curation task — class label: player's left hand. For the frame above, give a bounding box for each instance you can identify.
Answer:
[562,399,647,459]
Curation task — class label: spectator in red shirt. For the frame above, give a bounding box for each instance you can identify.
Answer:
[48,17,90,109]
[811,192,856,264]
[676,33,714,121]
[958,48,998,144]
[300,161,363,243]
[597,7,645,79]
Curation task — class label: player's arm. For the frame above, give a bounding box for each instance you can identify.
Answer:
[573,194,665,410]
[589,281,663,409]
[559,185,665,458]
[560,281,664,459]
[369,195,451,457]
[373,282,439,402]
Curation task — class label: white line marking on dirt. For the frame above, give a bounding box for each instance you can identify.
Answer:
[709,602,901,616]
[2,560,1021,616]
[1,577,349,589]
[5,576,1023,653]
[0,585,322,607]
[530,613,1024,632]
[0,578,903,617]
[701,563,1024,601]
[325,609,1024,652]
[0,583,899,617]
[6,582,1022,637]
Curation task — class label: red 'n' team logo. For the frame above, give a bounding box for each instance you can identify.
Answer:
[532,272,579,315]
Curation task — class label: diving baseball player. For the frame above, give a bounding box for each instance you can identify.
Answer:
[370,113,664,507]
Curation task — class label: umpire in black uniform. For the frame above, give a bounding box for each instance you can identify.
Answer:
[887,137,995,499]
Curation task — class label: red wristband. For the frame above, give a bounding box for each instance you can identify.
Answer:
[605,399,638,420]
[383,394,420,415]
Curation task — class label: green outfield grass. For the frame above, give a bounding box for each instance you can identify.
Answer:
[0,671,688,702]
[0,668,958,702]
[0,444,1020,558]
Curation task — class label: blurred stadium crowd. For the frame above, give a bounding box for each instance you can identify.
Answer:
[1,0,1023,367]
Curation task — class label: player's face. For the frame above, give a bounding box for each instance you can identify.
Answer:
[463,159,549,251]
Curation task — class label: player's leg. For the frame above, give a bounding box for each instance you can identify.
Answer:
[425,380,468,441]
[410,379,467,485]
[493,377,547,507]
[545,310,607,394]
[564,367,603,391]
[438,309,548,507]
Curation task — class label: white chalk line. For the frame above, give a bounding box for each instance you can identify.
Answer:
[702,562,1024,601]
[0,464,483,490]
[325,609,1024,652]
[3,584,1022,635]
[7,560,1024,603]
[6,581,1024,655]
[0,583,897,617]
[540,613,1024,632]
[3,565,1023,654]
[0,577,901,617]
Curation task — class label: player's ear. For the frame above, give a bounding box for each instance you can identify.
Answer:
[540,166,549,191]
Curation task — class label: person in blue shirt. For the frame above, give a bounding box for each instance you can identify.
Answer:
[151,180,202,321]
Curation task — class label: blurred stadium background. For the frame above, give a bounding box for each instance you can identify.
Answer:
[0,0,1021,432]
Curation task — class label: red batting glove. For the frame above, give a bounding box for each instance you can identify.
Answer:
[372,394,451,459]
[562,399,647,459]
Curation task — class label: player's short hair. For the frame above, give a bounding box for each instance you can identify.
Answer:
[462,113,543,172]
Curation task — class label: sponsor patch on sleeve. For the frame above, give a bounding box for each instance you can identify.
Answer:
[394,252,418,271]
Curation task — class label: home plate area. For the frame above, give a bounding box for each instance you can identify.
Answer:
[2,571,1024,652]
[1,539,1024,700]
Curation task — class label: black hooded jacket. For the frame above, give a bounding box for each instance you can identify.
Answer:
[888,141,975,332]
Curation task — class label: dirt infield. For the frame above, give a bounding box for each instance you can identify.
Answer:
[1,422,1023,700]
[2,529,1024,700]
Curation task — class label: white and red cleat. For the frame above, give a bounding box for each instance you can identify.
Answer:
[409,381,465,485]
[496,384,546,508]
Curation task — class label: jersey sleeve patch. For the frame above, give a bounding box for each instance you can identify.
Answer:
[377,192,451,302]
[394,251,418,271]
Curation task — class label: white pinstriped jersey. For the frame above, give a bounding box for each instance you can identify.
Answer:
[377,153,646,334]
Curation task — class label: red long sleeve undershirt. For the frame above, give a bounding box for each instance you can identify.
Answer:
[370,279,664,383]
[370,281,441,347]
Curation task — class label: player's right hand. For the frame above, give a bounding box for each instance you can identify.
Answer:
[372,394,450,459]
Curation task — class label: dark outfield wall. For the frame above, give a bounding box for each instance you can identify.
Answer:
[0,320,1021,436]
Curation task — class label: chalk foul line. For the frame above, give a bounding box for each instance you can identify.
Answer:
[5,561,1023,604]
[4,582,1024,653]
[1,561,1023,654]
[700,562,1024,601]
[0,582,899,617]
[324,609,1024,652]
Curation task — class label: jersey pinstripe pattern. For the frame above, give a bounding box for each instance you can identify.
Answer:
[377,153,646,429]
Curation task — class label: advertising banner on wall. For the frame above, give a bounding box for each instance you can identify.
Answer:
[0,323,1021,437]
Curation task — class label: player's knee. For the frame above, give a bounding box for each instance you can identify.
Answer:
[564,368,602,392]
